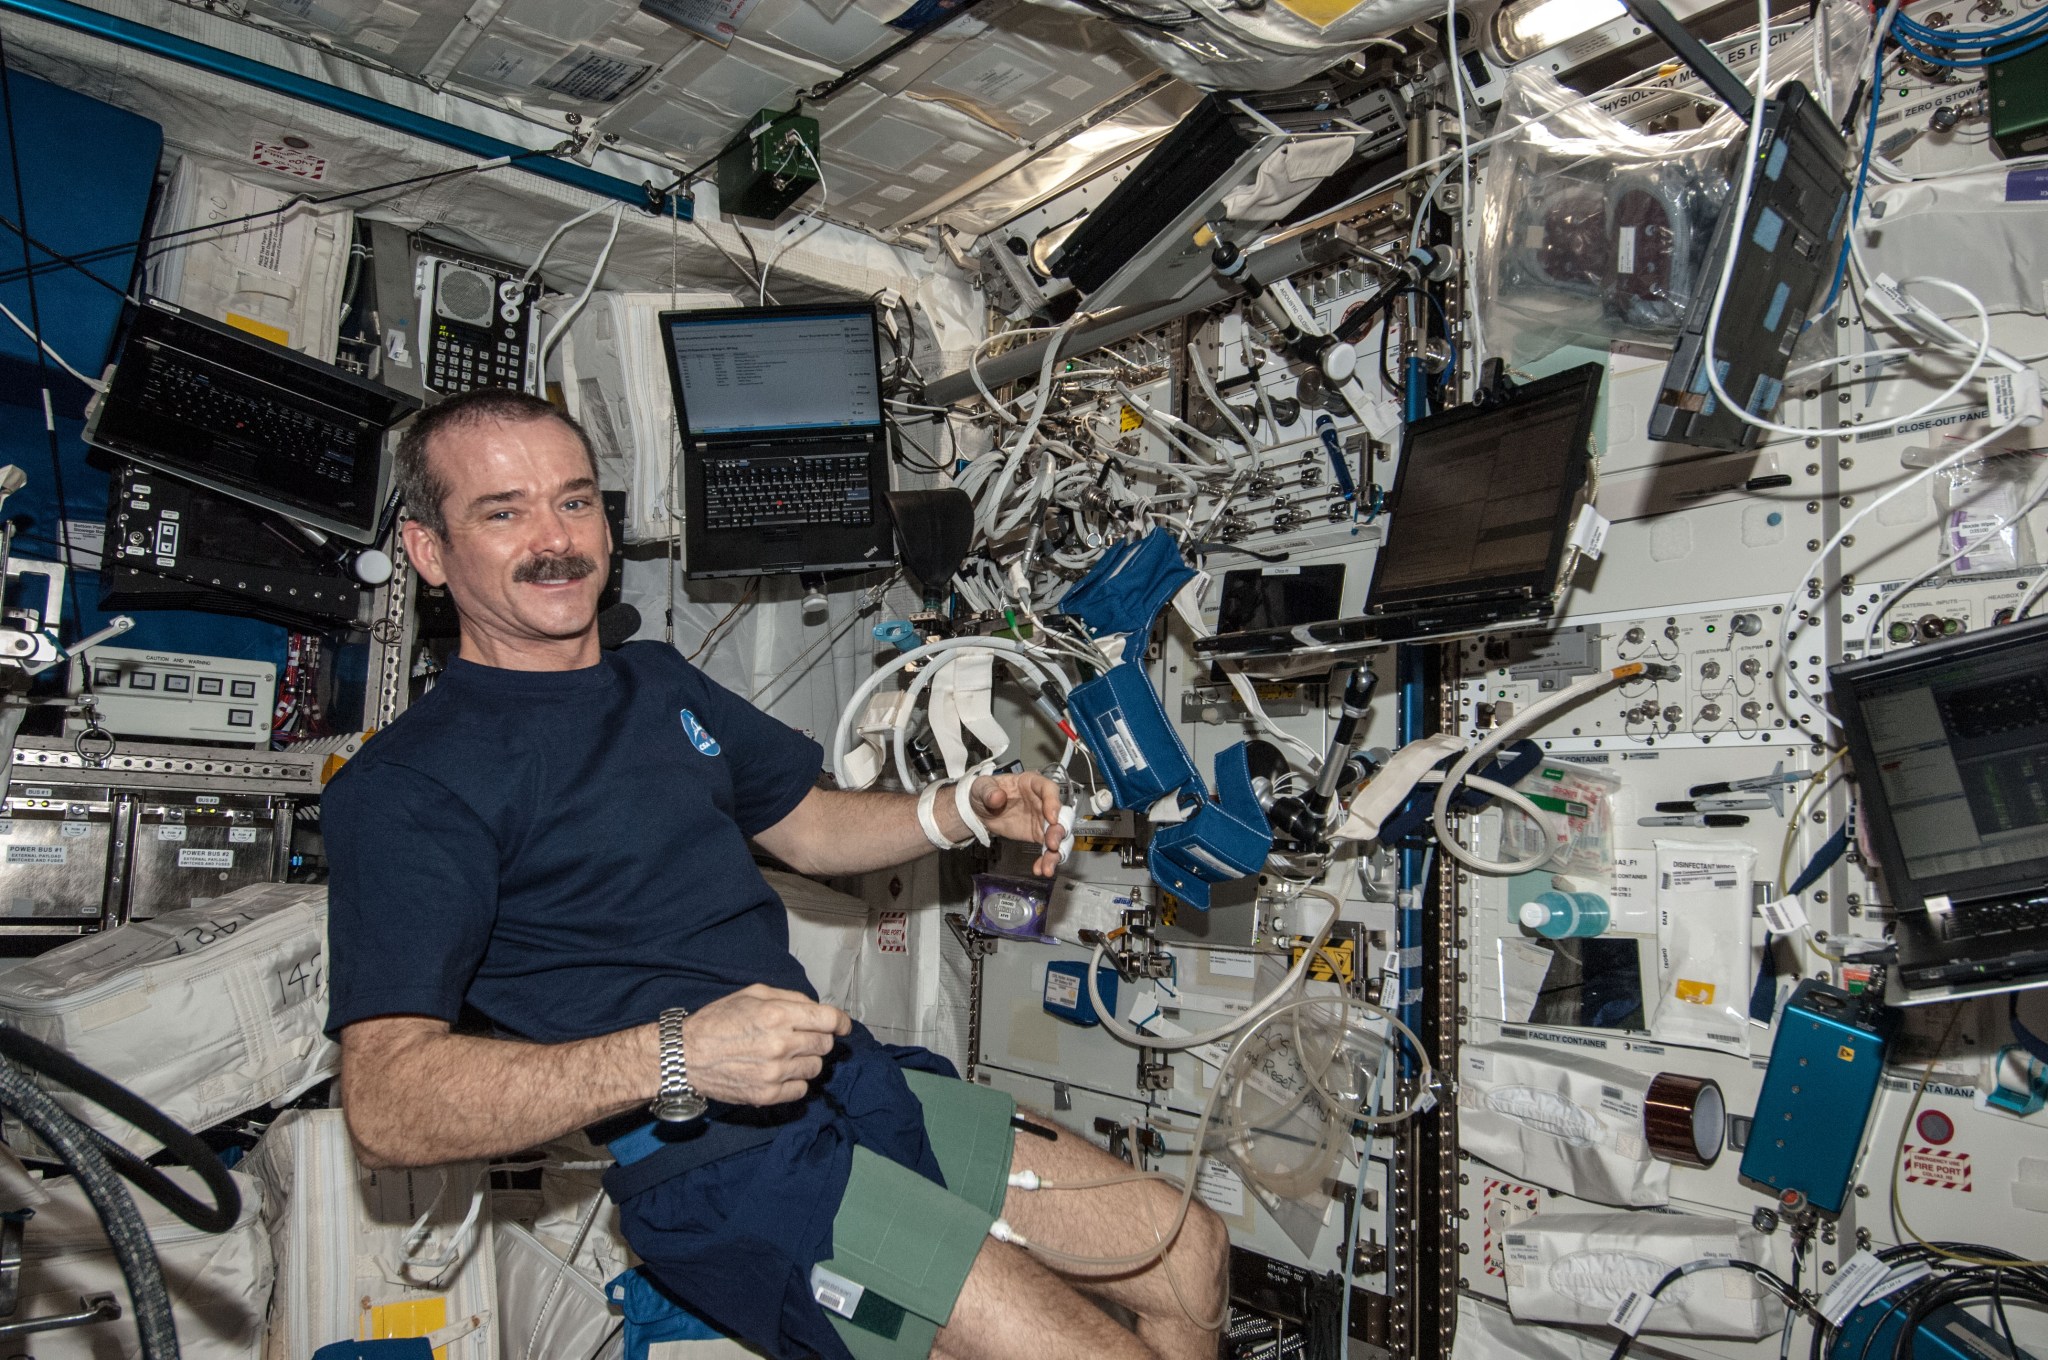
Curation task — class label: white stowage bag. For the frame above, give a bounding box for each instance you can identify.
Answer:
[493,1221,624,1360]
[1457,1042,1670,1207]
[245,1109,497,1360]
[771,869,869,1015]
[1,1159,271,1360]
[1502,1211,1785,1339]
[0,883,336,1155]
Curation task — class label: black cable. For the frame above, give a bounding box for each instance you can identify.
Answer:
[1610,1259,1814,1360]
[734,225,767,295]
[0,145,571,296]
[883,409,950,475]
[586,1319,625,1360]
[686,580,757,663]
[0,1026,240,1233]
[0,27,88,636]
[1991,1269,2018,1360]
[0,1058,180,1359]
[1815,1242,2048,1360]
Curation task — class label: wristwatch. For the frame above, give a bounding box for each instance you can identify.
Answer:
[649,1007,708,1123]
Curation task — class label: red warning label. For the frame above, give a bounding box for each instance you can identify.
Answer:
[250,141,327,181]
[1481,1178,1543,1277]
[876,909,908,954]
[1902,1145,1972,1191]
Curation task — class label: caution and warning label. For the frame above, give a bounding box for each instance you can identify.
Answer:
[1902,1145,1973,1192]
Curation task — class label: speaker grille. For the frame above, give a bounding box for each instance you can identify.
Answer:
[435,266,497,328]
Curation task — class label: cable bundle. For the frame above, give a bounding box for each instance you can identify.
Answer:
[1889,2,2048,68]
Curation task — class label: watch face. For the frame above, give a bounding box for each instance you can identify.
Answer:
[651,1091,709,1123]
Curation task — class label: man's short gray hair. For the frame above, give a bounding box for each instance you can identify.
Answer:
[393,389,598,537]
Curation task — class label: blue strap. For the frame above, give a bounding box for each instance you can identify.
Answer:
[1148,743,1275,910]
[607,1268,727,1360]
[1750,824,1852,1024]
[1376,741,1545,843]
[2012,994,2048,1067]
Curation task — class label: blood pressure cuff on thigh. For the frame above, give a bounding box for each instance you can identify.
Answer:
[1066,660,1202,810]
[816,1071,1017,1360]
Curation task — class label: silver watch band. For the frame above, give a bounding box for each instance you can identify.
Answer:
[649,1006,708,1123]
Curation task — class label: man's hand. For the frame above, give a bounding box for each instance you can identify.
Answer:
[681,984,852,1106]
[968,771,1066,878]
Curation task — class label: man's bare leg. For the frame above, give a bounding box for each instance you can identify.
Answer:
[930,1112,1227,1360]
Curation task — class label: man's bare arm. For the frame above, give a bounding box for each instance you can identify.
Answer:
[339,984,851,1168]
[753,776,1065,878]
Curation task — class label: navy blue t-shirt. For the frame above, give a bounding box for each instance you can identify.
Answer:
[323,642,824,1042]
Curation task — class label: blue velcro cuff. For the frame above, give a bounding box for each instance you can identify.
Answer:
[1066,661,1201,811]
[1148,743,1274,911]
[1056,529,1197,640]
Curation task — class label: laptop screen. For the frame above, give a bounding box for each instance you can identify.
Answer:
[1370,364,1599,611]
[662,304,883,438]
[1837,620,2048,906]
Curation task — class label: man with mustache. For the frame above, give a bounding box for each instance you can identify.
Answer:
[321,387,1227,1360]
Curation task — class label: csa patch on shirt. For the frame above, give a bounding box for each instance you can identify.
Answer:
[680,709,721,756]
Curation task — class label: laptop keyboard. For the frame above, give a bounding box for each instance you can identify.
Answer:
[138,353,363,481]
[701,454,873,531]
[1937,895,2048,941]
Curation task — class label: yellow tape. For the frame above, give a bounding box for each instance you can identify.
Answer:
[223,313,291,347]
[365,1299,450,1360]
[1291,938,1355,983]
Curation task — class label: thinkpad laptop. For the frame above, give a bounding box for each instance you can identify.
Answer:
[1622,0,1853,452]
[85,298,418,544]
[1833,616,2048,1000]
[1196,363,1603,663]
[660,303,895,579]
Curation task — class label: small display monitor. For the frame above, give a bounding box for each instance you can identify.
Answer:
[661,304,883,439]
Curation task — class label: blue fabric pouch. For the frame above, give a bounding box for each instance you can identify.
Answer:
[1065,660,1201,811]
[1055,529,1197,640]
[1148,743,1276,910]
[608,1267,729,1360]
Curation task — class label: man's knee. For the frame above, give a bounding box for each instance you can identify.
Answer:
[1180,1194,1229,1275]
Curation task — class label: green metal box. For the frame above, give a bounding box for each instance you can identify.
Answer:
[715,107,821,222]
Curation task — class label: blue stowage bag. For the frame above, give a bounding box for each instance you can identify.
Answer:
[608,1268,728,1360]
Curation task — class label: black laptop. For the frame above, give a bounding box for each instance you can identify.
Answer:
[1833,616,2048,999]
[1618,0,1853,452]
[1195,363,1603,662]
[660,303,895,579]
[85,297,419,544]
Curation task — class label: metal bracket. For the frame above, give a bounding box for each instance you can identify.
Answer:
[0,1208,28,1317]
[943,912,997,961]
[0,1292,120,1340]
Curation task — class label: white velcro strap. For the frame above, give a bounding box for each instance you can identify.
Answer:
[952,652,1010,766]
[929,663,972,780]
[1169,571,1212,639]
[954,771,994,847]
[843,693,903,792]
[1333,733,1468,842]
[917,779,972,851]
